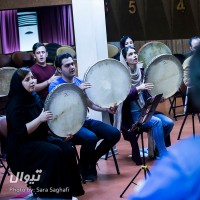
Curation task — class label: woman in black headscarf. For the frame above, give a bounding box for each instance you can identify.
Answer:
[6,67,84,199]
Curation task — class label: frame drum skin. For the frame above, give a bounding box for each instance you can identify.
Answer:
[44,83,87,137]
[83,58,131,108]
[138,41,172,68]
[0,67,17,96]
[144,54,183,99]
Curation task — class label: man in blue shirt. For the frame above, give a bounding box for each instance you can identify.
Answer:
[49,53,121,182]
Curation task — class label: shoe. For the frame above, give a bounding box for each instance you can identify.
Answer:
[82,174,97,182]
[72,197,78,200]
[89,163,97,177]
[82,163,97,182]
[139,148,148,157]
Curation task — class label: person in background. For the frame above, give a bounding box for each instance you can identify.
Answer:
[120,36,135,49]
[184,36,200,58]
[182,36,200,86]
[30,42,58,102]
[6,67,84,199]
[120,47,174,165]
[119,36,162,159]
[49,52,121,182]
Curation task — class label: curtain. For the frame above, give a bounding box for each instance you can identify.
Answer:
[38,5,75,46]
[0,10,20,54]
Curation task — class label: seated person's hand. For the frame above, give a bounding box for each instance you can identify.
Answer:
[106,105,118,114]
[137,83,154,91]
[39,109,53,122]
[65,133,73,141]
[79,82,92,90]
[160,97,166,103]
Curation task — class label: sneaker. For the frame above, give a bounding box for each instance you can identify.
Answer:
[72,197,78,200]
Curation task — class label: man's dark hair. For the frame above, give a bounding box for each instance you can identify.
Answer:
[55,53,73,68]
[32,42,45,54]
[188,36,200,47]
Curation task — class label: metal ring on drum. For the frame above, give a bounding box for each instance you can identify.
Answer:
[138,41,172,69]
[144,54,183,99]
[83,58,131,108]
[0,67,17,96]
[44,83,87,138]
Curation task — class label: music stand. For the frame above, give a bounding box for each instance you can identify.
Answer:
[120,94,163,198]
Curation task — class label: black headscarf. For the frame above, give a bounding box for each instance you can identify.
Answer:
[8,68,35,106]
[6,67,45,141]
[6,68,43,123]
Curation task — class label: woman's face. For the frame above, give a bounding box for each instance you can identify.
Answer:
[22,72,37,93]
[126,48,138,66]
[125,37,134,48]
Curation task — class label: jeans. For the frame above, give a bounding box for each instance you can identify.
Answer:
[70,119,121,170]
[131,112,174,156]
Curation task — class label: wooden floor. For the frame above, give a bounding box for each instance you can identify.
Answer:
[0,110,199,200]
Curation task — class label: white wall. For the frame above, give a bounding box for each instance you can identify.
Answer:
[72,0,109,121]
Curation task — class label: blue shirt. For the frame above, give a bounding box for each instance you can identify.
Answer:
[129,136,200,200]
[48,76,82,92]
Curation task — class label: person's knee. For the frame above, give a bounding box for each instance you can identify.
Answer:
[152,118,162,127]
[168,119,174,128]
[107,128,121,143]
[48,145,62,156]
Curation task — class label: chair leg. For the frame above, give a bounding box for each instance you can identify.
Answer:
[72,145,86,184]
[104,152,109,160]
[168,97,175,115]
[0,162,9,193]
[110,147,120,175]
[172,96,177,121]
[192,114,195,138]
[177,114,188,140]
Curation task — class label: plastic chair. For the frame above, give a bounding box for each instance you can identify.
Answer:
[107,44,119,58]
[56,46,76,58]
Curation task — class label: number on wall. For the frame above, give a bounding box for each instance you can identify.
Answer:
[129,0,136,14]
[177,0,185,12]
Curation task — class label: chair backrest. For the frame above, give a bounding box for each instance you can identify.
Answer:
[56,46,76,58]
[107,44,119,58]
[0,96,8,115]
[0,115,7,138]
[0,55,12,68]
[185,87,200,114]
[45,43,62,63]
[173,53,186,64]
[11,51,34,68]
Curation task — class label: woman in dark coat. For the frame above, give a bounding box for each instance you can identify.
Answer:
[6,67,84,199]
